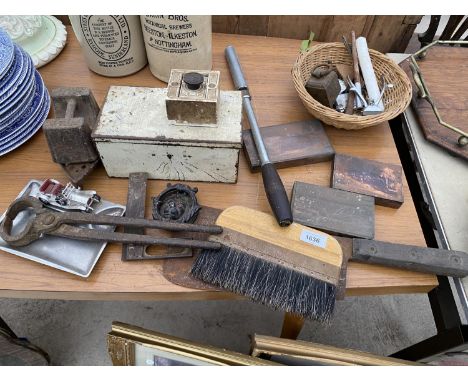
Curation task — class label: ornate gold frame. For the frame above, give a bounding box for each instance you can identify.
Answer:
[250,334,421,366]
[107,322,278,366]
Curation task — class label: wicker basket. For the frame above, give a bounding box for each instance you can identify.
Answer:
[292,43,412,130]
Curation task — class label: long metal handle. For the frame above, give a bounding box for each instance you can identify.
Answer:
[225,45,270,165]
[58,213,223,234]
[51,225,222,251]
[225,45,248,90]
[225,45,292,227]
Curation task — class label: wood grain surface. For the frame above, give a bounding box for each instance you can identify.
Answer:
[332,154,404,208]
[405,46,468,161]
[291,181,375,239]
[242,120,335,171]
[0,28,437,300]
[211,16,421,53]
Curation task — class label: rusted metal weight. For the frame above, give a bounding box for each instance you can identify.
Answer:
[43,87,100,185]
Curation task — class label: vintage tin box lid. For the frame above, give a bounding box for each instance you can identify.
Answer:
[92,86,242,148]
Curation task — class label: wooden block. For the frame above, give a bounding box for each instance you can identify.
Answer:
[332,154,404,208]
[352,239,468,278]
[291,181,375,239]
[242,120,335,172]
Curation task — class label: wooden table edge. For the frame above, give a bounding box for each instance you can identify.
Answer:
[0,281,438,301]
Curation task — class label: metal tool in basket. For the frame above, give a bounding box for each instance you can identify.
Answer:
[0,197,223,249]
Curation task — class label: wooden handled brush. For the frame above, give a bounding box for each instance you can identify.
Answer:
[190,206,343,322]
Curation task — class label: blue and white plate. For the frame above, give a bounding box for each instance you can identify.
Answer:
[0,45,28,100]
[0,71,49,153]
[0,27,14,80]
[0,54,34,111]
[0,79,36,127]
[0,81,50,156]
[0,70,46,140]
[0,52,35,128]
[0,95,50,156]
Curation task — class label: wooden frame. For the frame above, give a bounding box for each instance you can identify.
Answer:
[107,322,277,366]
[250,334,421,366]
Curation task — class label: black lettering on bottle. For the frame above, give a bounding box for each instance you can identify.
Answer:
[80,15,132,62]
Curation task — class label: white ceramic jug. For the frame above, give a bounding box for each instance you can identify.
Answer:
[140,15,212,82]
[69,15,147,77]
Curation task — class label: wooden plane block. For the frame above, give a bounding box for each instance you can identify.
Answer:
[291,181,375,239]
[332,154,404,208]
[242,120,335,172]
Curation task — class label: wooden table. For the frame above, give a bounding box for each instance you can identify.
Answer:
[0,30,437,334]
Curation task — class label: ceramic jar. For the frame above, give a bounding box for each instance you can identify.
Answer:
[69,15,147,77]
[140,15,212,82]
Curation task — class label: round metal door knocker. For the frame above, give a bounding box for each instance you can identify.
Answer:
[152,183,201,223]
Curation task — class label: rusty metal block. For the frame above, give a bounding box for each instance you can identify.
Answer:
[44,87,99,164]
[43,88,100,184]
[165,69,220,126]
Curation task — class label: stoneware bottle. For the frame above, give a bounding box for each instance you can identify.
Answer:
[140,15,212,82]
[69,15,147,77]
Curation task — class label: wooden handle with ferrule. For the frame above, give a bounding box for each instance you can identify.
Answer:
[261,163,293,227]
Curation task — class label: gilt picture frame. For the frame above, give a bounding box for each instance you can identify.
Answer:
[250,334,421,366]
[107,322,277,366]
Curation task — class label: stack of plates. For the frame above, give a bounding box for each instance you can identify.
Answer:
[0,27,50,156]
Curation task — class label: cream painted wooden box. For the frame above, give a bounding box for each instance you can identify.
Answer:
[92,86,243,183]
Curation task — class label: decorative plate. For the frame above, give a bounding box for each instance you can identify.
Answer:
[0,83,49,156]
[0,70,43,136]
[0,71,49,151]
[0,27,14,79]
[0,53,34,110]
[0,16,67,69]
[0,78,35,126]
[0,45,27,99]
[0,96,50,156]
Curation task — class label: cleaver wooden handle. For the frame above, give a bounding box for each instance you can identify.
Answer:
[352,239,468,278]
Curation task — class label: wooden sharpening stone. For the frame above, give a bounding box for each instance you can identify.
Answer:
[242,120,335,172]
[291,181,375,239]
[332,154,404,208]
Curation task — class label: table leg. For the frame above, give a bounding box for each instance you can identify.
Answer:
[280,312,305,339]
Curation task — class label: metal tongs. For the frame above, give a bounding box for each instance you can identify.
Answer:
[0,197,223,249]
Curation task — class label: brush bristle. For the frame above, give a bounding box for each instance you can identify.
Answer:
[190,245,336,322]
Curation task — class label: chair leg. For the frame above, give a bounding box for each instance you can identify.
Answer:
[280,313,305,339]
[418,15,441,48]
[440,15,464,40]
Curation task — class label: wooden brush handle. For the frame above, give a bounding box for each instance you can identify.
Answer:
[261,163,293,227]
